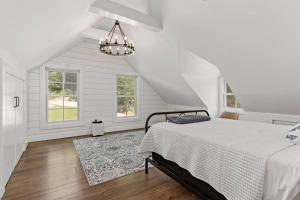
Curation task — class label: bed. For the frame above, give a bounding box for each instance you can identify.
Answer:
[139,110,300,200]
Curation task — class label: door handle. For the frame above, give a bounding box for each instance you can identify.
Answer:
[17,96,20,107]
[13,96,18,108]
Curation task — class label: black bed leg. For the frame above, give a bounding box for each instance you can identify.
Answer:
[145,158,149,174]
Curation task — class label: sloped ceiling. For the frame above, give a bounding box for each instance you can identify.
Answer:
[1,0,299,115]
[0,0,100,69]
[148,0,300,115]
[124,26,208,108]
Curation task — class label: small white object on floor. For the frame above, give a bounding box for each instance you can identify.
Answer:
[91,121,104,136]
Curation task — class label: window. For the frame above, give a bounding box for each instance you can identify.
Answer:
[116,74,137,118]
[223,82,241,109]
[47,69,79,122]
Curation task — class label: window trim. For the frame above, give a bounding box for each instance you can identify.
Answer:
[219,77,244,114]
[46,69,79,123]
[40,64,84,129]
[114,72,140,122]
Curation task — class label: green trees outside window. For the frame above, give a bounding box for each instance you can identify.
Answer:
[116,74,137,118]
[47,70,79,122]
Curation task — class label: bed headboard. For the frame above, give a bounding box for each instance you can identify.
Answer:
[145,110,210,133]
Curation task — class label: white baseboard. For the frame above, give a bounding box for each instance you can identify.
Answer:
[27,124,145,142]
[22,142,28,152]
[104,124,144,133]
[0,186,5,200]
[27,130,91,142]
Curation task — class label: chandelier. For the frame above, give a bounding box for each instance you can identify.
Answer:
[99,20,135,56]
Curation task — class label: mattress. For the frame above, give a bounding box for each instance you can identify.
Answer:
[139,118,300,200]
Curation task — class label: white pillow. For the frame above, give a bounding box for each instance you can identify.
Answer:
[286,123,300,144]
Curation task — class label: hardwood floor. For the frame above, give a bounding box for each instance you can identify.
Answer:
[2,135,201,200]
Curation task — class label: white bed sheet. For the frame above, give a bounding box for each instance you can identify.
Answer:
[139,118,300,200]
[264,145,300,200]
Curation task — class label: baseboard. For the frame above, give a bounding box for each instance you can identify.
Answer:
[0,186,5,200]
[27,125,145,142]
[27,130,91,142]
[22,142,28,152]
[104,124,144,133]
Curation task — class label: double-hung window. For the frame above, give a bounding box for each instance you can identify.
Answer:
[47,69,79,122]
[116,74,137,118]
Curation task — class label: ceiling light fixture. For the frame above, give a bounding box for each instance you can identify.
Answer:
[99,20,135,56]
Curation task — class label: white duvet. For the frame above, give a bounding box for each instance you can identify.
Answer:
[139,118,300,200]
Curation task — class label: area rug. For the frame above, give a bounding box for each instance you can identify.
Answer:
[73,131,148,185]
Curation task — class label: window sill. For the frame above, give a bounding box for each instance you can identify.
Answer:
[41,121,84,130]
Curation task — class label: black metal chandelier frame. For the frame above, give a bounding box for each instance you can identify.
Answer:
[99,20,135,56]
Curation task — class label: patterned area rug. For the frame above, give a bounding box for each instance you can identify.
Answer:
[73,131,148,185]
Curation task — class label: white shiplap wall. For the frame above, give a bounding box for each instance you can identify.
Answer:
[27,39,167,142]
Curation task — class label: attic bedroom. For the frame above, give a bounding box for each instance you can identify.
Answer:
[1,0,300,200]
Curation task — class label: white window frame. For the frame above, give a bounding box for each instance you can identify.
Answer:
[219,77,244,113]
[114,73,140,122]
[40,64,83,129]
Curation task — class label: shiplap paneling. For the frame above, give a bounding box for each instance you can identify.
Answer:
[27,39,167,141]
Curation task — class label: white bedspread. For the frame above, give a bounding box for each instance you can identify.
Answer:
[139,119,295,200]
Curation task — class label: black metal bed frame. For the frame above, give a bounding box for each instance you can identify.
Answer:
[144,110,227,200]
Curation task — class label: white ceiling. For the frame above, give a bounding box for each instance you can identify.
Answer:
[0,0,100,69]
[152,0,300,115]
[1,0,299,115]
[111,0,149,14]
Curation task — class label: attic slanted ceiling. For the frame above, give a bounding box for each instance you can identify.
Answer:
[0,0,100,69]
[1,0,299,115]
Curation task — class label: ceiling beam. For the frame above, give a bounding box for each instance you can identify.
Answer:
[90,0,162,32]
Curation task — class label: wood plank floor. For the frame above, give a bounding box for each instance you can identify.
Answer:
[3,135,201,200]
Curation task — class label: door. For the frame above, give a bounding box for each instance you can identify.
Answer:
[15,77,24,161]
[2,73,17,184]
[2,73,25,185]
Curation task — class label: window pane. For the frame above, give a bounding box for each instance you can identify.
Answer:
[117,106,136,117]
[64,109,78,121]
[117,75,127,85]
[126,77,135,87]
[226,95,236,108]
[117,97,135,107]
[117,106,127,117]
[48,71,63,82]
[64,96,77,109]
[48,96,63,109]
[64,84,77,95]
[48,109,63,122]
[117,86,134,96]
[226,83,233,93]
[65,72,77,83]
[116,74,137,118]
[237,101,241,108]
[48,83,63,95]
[127,106,136,117]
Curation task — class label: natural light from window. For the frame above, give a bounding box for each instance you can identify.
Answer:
[116,74,137,118]
[224,82,241,109]
[47,69,79,122]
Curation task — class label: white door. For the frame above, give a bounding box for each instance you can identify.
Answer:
[2,73,17,184]
[15,77,24,161]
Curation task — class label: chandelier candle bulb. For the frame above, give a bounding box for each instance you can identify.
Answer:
[99,20,135,56]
